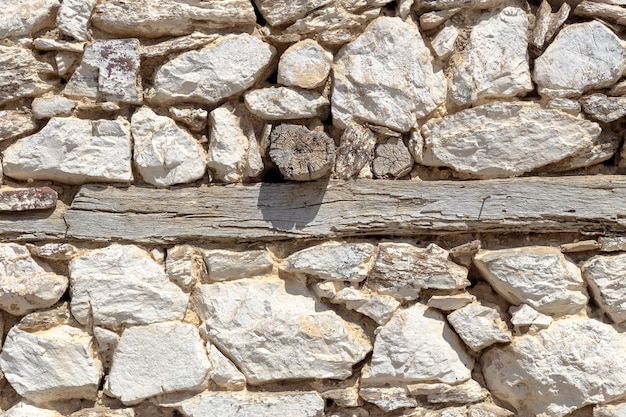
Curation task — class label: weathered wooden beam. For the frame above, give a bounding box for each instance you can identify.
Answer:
[60,176,626,244]
[0,203,68,241]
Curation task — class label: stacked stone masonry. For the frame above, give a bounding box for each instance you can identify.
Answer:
[4,0,626,416]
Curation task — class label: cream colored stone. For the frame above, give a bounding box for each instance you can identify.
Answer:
[0,0,59,38]
[55,52,78,77]
[244,87,329,120]
[25,243,79,261]
[253,0,331,26]
[31,96,75,119]
[332,287,400,324]
[582,254,626,324]
[56,0,98,41]
[408,380,488,404]
[202,249,273,281]
[140,33,219,59]
[447,303,512,351]
[546,98,581,114]
[278,39,333,89]
[595,403,626,417]
[509,304,552,335]
[467,403,514,417]
[93,326,118,369]
[371,137,413,179]
[560,240,601,253]
[431,24,458,59]
[427,293,476,311]
[1,402,64,417]
[69,407,135,417]
[581,93,626,123]
[285,4,382,35]
[169,106,208,132]
[359,386,417,411]
[206,343,246,390]
[600,237,626,252]
[541,129,620,173]
[420,9,461,30]
[0,110,37,143]
[334,123,377,180]
[0,45,55,105]
[166,245,206,292]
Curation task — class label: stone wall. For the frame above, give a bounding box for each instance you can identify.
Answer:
[2,0,626,416]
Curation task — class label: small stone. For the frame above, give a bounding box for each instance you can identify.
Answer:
[312,281,343,299]
[582,254,626,324]
[140,33,219,59]
[15,303,71,334]
[409,380,488,404]
[359,386,417,411]
[56,0,98,41]
[531,1,569,49]
[0,243,67,316]
[509,304,552,335]
[449,240,482,267]
[131,107,207,188]
[169,106,208,133]
[69,407,135,417]
[427,293,476,311]
[467,403,514,417]
[0,325,102,403]
[26,243,79,261]
[559,240,601,253]
[33,39,85,53]
[334,124,377,180]
[280,242,375,282]
[285,5,382,36]
[107,321,210,405]
[369,243,469,301]
[0,0,59,38]
[0,44,55,105]
[609,79,626,96]
[64,39,142,104]
[92,0,256,37]
[447,303,512,352]
[574,1,626,25]
[253,0,332,26]
[278,39,333,89]
[244,87,330,120]
[474,247,588,316]
[69,244,189,330]
[166,245,206,292]
[31,96,76,119]
[202,249,273,281]
[207,343,246,390]
[371,138,413,179]
[269,124,335,181]
[419,0,506,10]
[546,98,581,114]
[431,24,458,59]
[193,278,371,384]
[178,391,325,417]
[3,117,133,184]
[333,287,401,324]
[332,17,446,132]
[421,102,600,178]
[534,21,626,98]
[1,402,63,417]
[420,9,461,30]
[449,6,532,107]
[55,52,79,76]
[0,187,57,212]
[363,303,473,385]
[595,403,626,417]
[599,236,626,252]
[581,93,626,123]
[151,34,275,106]
[93,326,119,369]
[0,110,37,142]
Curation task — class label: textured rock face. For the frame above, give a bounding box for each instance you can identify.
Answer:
[206,343,246,390]
[152,34,275,106]
[581,254,626,324]
[193,278,372,384]
[0,44,55,105]
[278,39,333,89]
[31,96,75,119]
[421,102,601,178]
[483,317,626,417]
[0,110,37,142]
[56,0,98,41]
[0,0,59,38]
[3,117,133,184]
[202,249,273,281]
[1,402,64,417]
[447,303,512,351]
[334,123,377,179]
[332,17,446,132]
[244,87,330,120]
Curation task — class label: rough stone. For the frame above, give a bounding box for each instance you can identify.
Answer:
[574,1,626,25]
[0,243,67,316]
[54,52,79,77]
[64,39,142,104]
[107,321,210,405]
[151,34,275,106]
[0,44,55,105]
[280,242,375,282]
[420,9,461,30]
[581,93,626,123]
[33,38,85,53]
[359,386,417,411]
[245,87,329,120]
[56,0,98,41]
[546,98,581,114]
[3,117,133,184]
[431,24,458,59]
[427,293,476,311]
[92,0,256,37]
[363,302,473,385]
[483,317,626,417]
[166,245,206,292]
[532,1,570,49]
[509,304,552,335]
[178,391,325,417]
[0,110,37,142]
[193,278,371,384]
[69,244,188,330]
[69,407,135,417]
[534,21,626,98]
[581,254,626,324]
[15,303,71,333]
[595,403,626,417]
[419,0,506,10]
[421,102,601,178]
[253,0,332,26]
[0,0,59,39]
[285,5,382,36]
[31,96,76,119]
[559,240,601,253]
[474,247,588,316]
[467,403,514,417]
[368,243,469,301]
[1,402,64,417]
[371,138,413,179]
[332,17,446,132]
[131,107,207,188]
[447,303,512,351]
[450,6,531,106]
[334,124,377,180]
[332,287,401,324]
[599,237,626,252]
[269,124,335,181]
[278,40,333,89]
[25,243,79,262]
[169,106,208,132]
[206,343,246,390]
[449,240,482,268]
[0,325,102,403]
[92,326,118,369]
[140,33,219,59]
[540,128,620,173]
[202,249,273,281]
[408,380,488,404]
[0,187,57,212]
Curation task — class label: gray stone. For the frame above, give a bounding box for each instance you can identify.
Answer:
[0,110,37,142]
[0,44,55,105]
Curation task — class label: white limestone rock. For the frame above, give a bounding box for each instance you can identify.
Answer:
[447,303,512,352]
[600,237,626,252]
[363,302,473,385]
[69,244,188,330]
[107,321,210,405]
[0,325,102,403]
[421,102,601,178]
[280,242,375,282]
[26,243,79,261]
[581,254,626,324]
[206,343,246,390]
[332,287,401,324]
[483,317,626,417]
[166,245,206,292]
[202,249,273,281]
[152,34,275,106]
[131,107,207,188]
[278,39,333,89]
[0,243,68,316]
[253,0,331,26]
[0,0,59,39]
[332,17,446,132]
[534,21,626,98]
[92,0,256,38]
[178,391,325,417]
[467,403,514,417]
[541,128,620,173]
[509,304,552,335]
[359,386,417,411]
[55,52,79,77]
[427,293,476,311]
[93,326,119,369]
[420,0,507,10]
[368,243,469,301]
[0,44,55,105]
[595,403,626,417]
[3,117,133,184]
[474,247,588,316]
[64,39,142,104]
[431,24,458,60]
[244,87,330,120]
[408,379,488,404]
[193,278,371,384]
[140,33,219,59]
[449,6,532,107]
[169,105,208,132]
[285,4,383,36]
[0,110,37,143]
[420,9,461,30]
[56,0,98,41]
[1,402,63,417]
[31,96,76,119]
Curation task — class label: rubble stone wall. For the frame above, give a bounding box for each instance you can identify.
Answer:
[2,0,626,416]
